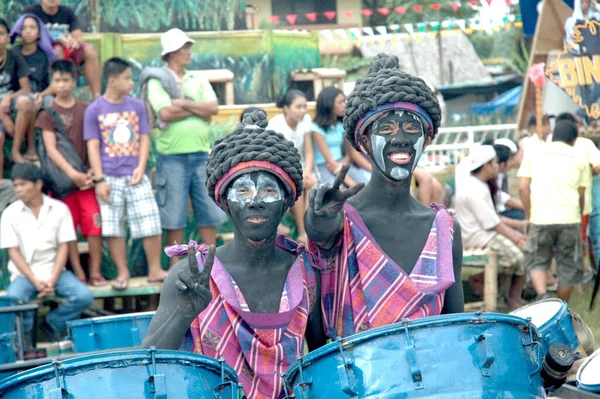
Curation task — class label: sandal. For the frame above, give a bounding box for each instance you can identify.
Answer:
[24,153,39,162]
[111,278,129,291]
[89,275,109,287]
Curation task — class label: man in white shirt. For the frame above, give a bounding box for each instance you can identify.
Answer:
[1,163,93,344]
[455,145,527,309]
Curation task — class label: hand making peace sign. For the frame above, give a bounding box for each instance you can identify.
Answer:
[309,164,365,220]
[175,244,216,318]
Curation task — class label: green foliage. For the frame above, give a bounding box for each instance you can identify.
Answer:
[0,0,246,33]
[97,0,246,32]
[469,27,529,74]
[272,35,321,99]
[361,0,477,26]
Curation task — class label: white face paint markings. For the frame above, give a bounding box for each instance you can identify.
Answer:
[227,172,285,208]
[370,110,425,181]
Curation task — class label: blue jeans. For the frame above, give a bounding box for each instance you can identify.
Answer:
[500,208,526,221]
[7,271,93,334]
[155,152,226,230]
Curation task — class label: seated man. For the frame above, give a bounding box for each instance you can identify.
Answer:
[455,145,527,309]
[0,163,93,344]
[0,18,35,168]
[25,0,101,98]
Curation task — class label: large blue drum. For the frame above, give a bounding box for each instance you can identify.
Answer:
[284,313,545,399]
[0,348,242,398]
[510,298,579,356]
[66,312,155,352]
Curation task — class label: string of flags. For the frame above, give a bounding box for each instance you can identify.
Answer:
[269,0,517,25]
[319,14,522,44]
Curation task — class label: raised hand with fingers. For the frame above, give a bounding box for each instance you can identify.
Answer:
[310,163,365,220]
[175,244,216,318]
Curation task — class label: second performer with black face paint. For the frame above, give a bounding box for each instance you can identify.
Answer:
[305,53,465,340]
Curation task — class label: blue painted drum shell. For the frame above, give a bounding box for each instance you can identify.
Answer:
[284,313,545,399]
[66,312,155,352]
[0,333,16,365]
[0,297,16,335]
[0,349,240,399]
[510,298,579,356]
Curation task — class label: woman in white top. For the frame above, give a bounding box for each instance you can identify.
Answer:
[268,89,317,243]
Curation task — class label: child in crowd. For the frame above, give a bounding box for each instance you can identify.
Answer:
[38,60,107,286]
[1,163,93,344]
[10,13,56,111]
[84,58,168,289]
[25,0,101,98]
[0,18,36,169]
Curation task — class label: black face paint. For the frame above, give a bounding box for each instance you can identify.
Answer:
[225,171,287,242]
[364,110,425,181]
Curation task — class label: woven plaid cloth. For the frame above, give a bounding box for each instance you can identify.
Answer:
[313,203,456,339]
[181,236,318,399]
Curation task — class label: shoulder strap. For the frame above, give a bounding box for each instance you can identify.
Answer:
[44,106,68,138]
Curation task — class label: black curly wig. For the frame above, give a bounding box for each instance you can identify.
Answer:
[344,53,442,151]
[206,109,304,207]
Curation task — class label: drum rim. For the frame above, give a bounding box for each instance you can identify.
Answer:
[66,311,156,326]
[0,349,238,390]
[509,298,567,328]
[577,347,600,389]
[285,312,534,378]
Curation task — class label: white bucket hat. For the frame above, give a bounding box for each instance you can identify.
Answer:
[161,28,195,57]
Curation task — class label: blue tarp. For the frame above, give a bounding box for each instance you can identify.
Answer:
[469,86,522,116]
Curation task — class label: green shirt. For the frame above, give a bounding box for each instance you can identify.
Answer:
[147,70,217,154]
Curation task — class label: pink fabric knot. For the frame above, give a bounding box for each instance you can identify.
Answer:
[164,240,210,257]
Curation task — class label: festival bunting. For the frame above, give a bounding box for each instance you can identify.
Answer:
[318,17,523,48]
[271,1,517,26]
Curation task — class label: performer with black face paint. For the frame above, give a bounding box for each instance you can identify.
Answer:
[305,53,464,339]
[142,110,326,399]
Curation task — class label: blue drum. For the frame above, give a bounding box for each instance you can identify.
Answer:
[66,312,154,353]
[510,298,579,356]
[0,297,16,335]
[284,313,545,399]
[0,332,16,364]
[578,348,600,393]
[0,348,242,398]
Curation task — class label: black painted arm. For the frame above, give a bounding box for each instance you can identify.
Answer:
[141,260,197,349]
[442,218,465,314]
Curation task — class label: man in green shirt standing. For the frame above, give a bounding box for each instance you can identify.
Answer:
[147,29,226,266]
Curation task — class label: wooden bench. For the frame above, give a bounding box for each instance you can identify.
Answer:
[290,68,346,99]
[462,248,498,312]
[196,69,235,105]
